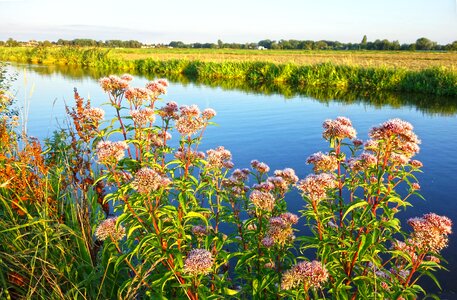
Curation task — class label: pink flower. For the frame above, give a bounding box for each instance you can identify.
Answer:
[297,173,337,202]
[130,108,156,126]
[251,160,270,173]
[96,141,128,163]
[131,167,171,194]
[407,213,452,252]
[306,152,338,173]
[322,117,357,140]
[183,249,214,276]
[281,260,328,290]
[206,146,233,170]
[249,190,276,212]
[83,107,105,124]
[202,108,217,120]
[99,75,129,93]
[95,217,126,241]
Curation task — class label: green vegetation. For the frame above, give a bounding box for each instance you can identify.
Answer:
[0,72,452,299]
[1,47,457,96]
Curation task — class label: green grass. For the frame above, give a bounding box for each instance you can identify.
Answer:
[1,46,457,96]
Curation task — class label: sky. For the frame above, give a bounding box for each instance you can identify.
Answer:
[0,0,456,44]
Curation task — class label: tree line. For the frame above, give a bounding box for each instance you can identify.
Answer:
[1,36,457,51]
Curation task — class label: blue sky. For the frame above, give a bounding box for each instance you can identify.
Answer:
[1,0,456,44]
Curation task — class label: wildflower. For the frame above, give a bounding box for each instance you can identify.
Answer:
[281,260,328,290]
[306,152,338,173]
[230,168,250,182]
[253,181,275,192]
[206,146,233,169]
[120,74,133,82]
[266,213,298,245]
[175,105,205,136]
[175,149,205,164]
[274,168,299,185]
[99,75,129,93]
[322,116,357,140]
[146,80,167,95]
[407,213,452,252]
[369,118,421,158]
[297,173,337,202]
[183,249,214,276]
[131,167,171,194]
[83,107,105,124]
[156,78,169,87]
[96,141,128,163]
[249,190,275,212]
[251,160,270,173]
[410,160,423,168]
[158,101,179,119]
[125,87,151,107]
[352,139,363,147]
[346,152,377,172]
[411,183,420,190]
[95,217,126,241]
[266,176,289,194]
[150,130,172,147]
[192,225,207,237]
[261,236,275,248]
[202,108,217,120]
[130,108,156,126]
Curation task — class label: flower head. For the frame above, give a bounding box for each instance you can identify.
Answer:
[407,213,452,252]
[183,249,214,276]
[130,108,156,126]
[132,167,171,194]
[206,146,233,169]
[99,75,129,93]
[322,117,357,140]
[202,108,217,120]
[297,173,337,202]
[281,260,328,290]
[306,152,337,173]
[249,190,275,212]
[95,217,126,241]
[251,160,270,173]
[96,141,128,164]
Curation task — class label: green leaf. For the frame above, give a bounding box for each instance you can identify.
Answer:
[342,201,368,221]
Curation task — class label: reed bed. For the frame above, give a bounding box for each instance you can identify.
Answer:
[1,46,456,96]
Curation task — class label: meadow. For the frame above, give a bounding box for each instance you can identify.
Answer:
[1,46,457,96]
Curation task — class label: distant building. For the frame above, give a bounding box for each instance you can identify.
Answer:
[257,46,267,50]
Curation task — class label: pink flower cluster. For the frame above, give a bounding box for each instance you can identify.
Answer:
[206,146,233,169]
[146,79,168,96]
[296,173,337,202]
[131,167,171,194]
[175,105,205,136]
[150,130,172,147]
[407,213,452,252]
[96,141,128,163]
[251,160,270,173]
[99,75,130,93]
[175,148,205,164]
[249,190,276,212]
[307,152,338,173]
[192,225,208,237]
[183,248,214,276]
[346,152,378,172]
[263,212,298,246]
[130,108,156,126]
[202,108,217,120]
[158,101,179,119]
[368,118,421,159]
[322,117,357,141]
[82,107,105,124]
[125,87,151,107]
[281,260,329,290]
[95,217,126,241]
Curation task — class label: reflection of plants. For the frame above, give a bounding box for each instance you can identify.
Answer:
[0,73,453,299]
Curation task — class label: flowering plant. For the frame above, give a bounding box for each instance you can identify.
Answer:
[0,73,451,299]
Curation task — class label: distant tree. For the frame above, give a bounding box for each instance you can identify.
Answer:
[258,39,273,49]
[314,41,328,50]
[415,37,436,51]
[169,41,186,48]
[5,38,19,47]
[217,39,223,48]
[360,35,367,49]
[444,41,457,51]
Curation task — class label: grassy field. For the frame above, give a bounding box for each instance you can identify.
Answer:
[113,48,457,71]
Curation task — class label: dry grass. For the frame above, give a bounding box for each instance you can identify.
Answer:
[112,48,457,71]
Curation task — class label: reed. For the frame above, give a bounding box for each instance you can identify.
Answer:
[1,46,456,96]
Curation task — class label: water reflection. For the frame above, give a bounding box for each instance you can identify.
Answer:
[9,62,457,116]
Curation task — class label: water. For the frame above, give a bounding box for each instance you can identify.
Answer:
[5,63,457,295]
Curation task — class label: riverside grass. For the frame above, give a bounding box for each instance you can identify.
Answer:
[1,46,457,96]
